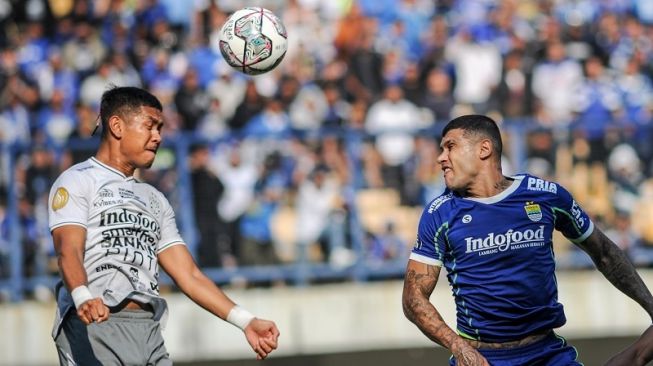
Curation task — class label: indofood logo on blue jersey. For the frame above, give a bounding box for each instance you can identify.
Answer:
[465,226,545,254]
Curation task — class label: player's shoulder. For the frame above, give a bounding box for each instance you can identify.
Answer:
[55,159,96,184]
[516,173,565,195]
[425,189,456,215]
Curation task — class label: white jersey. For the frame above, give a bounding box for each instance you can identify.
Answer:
[48,157,184,338]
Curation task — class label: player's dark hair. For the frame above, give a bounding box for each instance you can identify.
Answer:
[442,114,503,159]
[98,86,162,139]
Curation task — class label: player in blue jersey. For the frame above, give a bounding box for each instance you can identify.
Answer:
[402,114,653,366]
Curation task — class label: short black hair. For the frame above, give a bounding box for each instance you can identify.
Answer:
[99,86,162,138]
[442,114,503,159]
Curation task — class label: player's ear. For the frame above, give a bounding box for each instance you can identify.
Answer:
[479,138,492,160]
[107,115,123,138]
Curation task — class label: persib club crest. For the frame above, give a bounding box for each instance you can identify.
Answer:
[524,202,542,222]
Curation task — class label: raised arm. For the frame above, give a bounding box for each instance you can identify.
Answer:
[402,259,488,366]
[576,228,653,320]
[158,245,280,359]
[52,225,109,324]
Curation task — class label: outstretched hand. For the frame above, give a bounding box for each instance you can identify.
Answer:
[77,298,110,325]
[244,318,280,360]
[604,325,653,366]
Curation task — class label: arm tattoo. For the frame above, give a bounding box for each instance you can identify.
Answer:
[581,229,653,319]
[402,263,488,365]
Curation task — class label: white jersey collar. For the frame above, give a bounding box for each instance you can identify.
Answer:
[462,175,524,204]
[90,157,135,181]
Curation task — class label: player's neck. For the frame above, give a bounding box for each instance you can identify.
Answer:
[464,169,512,198]
[95,144,136,177]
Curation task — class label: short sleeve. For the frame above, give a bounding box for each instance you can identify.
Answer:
[410,205,448,267]
[48,170,90,231]
[551,184,594,243]
[156,194,185,253]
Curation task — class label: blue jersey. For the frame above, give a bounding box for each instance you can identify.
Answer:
[410,174,594,343]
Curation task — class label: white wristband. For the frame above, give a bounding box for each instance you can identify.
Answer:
[227,305,255,330]
[71,285,93,309]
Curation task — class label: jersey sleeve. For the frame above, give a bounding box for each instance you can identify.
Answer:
[48,170,90,231]
[409,203,448,267]
[551,184,594,243]
[156,193,185,253]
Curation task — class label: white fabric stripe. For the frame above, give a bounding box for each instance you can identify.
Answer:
[158,241,185,253]
[50,221,87,231]
[90,157,134,180]
[409,253,443,267]
[463,175,524,204]
[571,220,594,244]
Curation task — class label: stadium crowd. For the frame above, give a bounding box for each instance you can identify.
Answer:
[1,0,653,298]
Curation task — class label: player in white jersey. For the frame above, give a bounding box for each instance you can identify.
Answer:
[48,86,279,365]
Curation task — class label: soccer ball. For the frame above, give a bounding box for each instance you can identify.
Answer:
[218,7,288,75]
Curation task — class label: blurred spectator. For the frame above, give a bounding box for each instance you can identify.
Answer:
[571,56,622,164]
[605,211,653,267]
[243,98,291,140]
[34,47,79,111]
[531,40,583,127]
[617,57,653,174]
[238,159,284,267]
[494,49,533,119]
[365,84,428,201]
[79,58,117,108]
[215,143,258,265]
[16,21,50,82]
[0,192,8,279]
[175,68,210,131]
[422,67,455,123]
[110,52,142,87]
[365,221,406,265]
[61,19,107,78]
[64,103,98,166]
[445,27,502,114]
[36,89,76,146]
[206,67,247,121]
[295,164,348,264]
[229,80,266,132]
[196,96,228,140]
[348,30,385,101]
[399,62,423,107]
[289,81,328,132]
[20,146,58,206]
[333,4,368,61]
[607,144,645,215]
[320,82,350,131]
[189,144,229,268]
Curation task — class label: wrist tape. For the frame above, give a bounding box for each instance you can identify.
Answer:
[71,285,93,309]
[227,305,255,330]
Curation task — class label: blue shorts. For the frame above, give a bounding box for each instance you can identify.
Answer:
[449,332,581,366]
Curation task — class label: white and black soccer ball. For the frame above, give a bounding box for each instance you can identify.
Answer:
[218,7,288,75]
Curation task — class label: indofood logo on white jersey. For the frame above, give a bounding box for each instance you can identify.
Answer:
[465,226,545,254]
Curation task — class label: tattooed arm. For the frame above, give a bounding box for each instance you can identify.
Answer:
[576,228,653,320]
[402,259,489,366]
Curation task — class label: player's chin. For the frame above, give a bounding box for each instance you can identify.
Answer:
[138,155,156,169]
